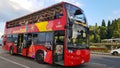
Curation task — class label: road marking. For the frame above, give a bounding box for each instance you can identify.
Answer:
[90,63,113,68]
[0,56,30,68]
[91,54,120,58]
[0,53,9,56]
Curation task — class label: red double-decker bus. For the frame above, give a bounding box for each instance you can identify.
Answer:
[2,2,90,66]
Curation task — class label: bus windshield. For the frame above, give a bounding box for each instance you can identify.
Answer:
[65,4,88,49]
[65,3,86,24]
[67,24,88,49]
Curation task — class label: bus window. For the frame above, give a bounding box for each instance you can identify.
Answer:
[54,31,64,45]
[46,32,54,43]
[33,34,38,44]
[27,34,32,47]
[45,32,54,50]
[33,32,53,47]
[55,10,63,19]
[65,3,86,24]
[33,33,46,45]
[7,34,18,43]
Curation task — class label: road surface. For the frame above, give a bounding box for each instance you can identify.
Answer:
[0,46,120,68]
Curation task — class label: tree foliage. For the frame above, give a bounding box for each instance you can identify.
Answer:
[106,20,112,39]
[102,19,106,27]
[89,18,120,43]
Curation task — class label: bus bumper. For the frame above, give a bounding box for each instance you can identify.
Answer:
[64,50,90,66]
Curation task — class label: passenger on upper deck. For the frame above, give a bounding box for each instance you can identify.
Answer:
[25,21,29,25]
[38,16,44,22]
[56,10,63,19]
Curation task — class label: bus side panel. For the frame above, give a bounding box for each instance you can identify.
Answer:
[83,50,90,63]
[2,43,8,51]
[44,50,52,64]
[2,42,17,54]
[3,42,9,51]
[22,48,28,56]
[4,42,13,51]
[27,45,36,58]
[13,46,17,54]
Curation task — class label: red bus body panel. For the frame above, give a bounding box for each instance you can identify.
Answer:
[44,50,52,64]
[2,42,17,54]
[22,48,28,56]
[64,49,90,66]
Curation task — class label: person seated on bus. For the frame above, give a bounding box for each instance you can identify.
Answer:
[56,10,63,19]
[22,20,26,25]
[19,20,26,26]
[19,21,23,26]
[38,16,44,22]
[25,21,29,25]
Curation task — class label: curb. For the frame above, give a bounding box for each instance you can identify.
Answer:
[91,52,110,55]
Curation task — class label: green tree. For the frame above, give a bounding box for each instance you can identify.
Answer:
[106,20,112,39]
[102,19,106,27]
[95,23,99,34]
[89,23,101,43]
[100,26,107,39]
[112,18,120,38]
[99,19,107,39]
[89,18,120,42]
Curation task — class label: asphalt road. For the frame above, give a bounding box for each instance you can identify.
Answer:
[0,46,120,68]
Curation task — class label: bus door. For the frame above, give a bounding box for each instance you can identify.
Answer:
[22,34,32,56]
[17,34,23,54]
[53,31,65,65]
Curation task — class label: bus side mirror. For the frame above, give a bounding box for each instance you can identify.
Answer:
[0,44,2,46]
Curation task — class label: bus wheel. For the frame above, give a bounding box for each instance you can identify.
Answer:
[35,51,44,64]
[10,47,14,55]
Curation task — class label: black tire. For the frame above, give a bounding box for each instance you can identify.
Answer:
[113,51,118,56]
[35,51,44,64]
[10,47,14,55]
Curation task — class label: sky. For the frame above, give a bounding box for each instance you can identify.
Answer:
[0,0,120,37]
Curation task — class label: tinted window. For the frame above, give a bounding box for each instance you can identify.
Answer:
[46,32,53,42]
[33,32,53,45]
[7,34,18,42]
[38,33,46,42]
